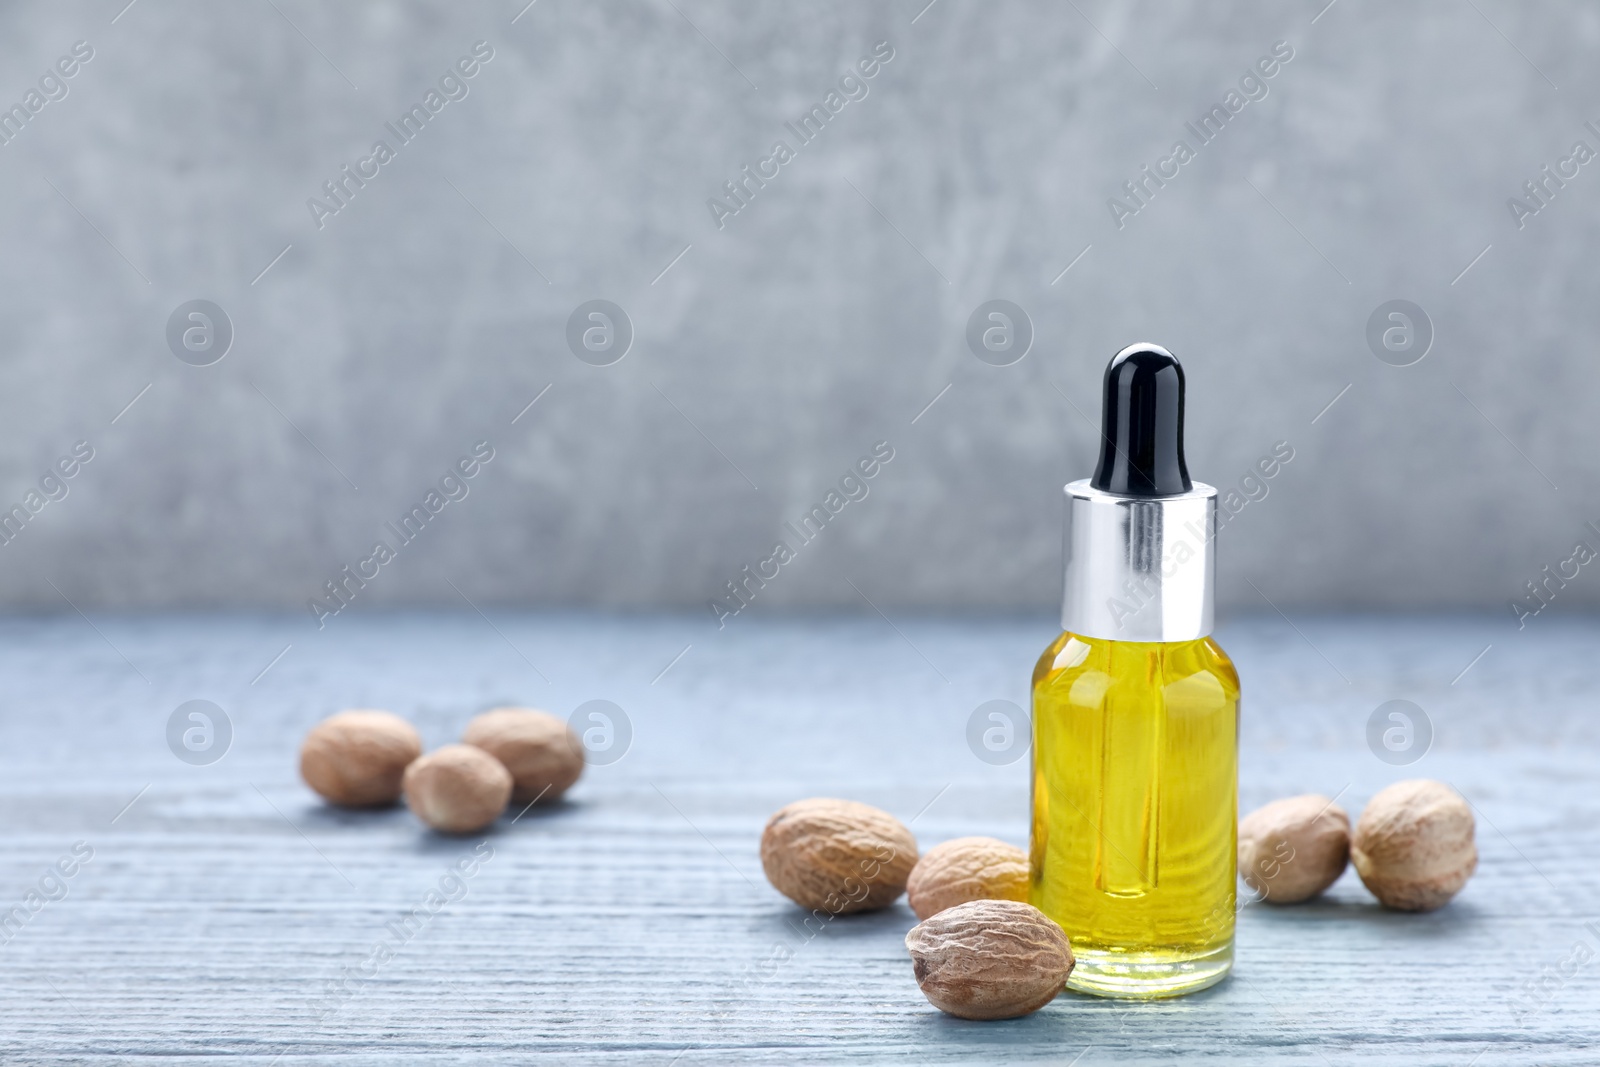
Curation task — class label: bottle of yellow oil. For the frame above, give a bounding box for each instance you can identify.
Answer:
[1030,343,1239,998]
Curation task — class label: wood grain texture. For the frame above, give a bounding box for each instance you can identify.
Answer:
[0,614,1595,1064]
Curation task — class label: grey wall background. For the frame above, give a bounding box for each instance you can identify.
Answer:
[0,0,1595,620]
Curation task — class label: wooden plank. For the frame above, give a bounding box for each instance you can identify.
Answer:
[0,615,1594,1063]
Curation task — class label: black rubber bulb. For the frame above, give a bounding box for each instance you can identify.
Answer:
[1089,343,1192,497]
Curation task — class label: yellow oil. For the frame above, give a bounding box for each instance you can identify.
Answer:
[1029,631,1239,998]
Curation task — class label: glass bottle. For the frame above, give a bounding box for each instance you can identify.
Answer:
[1029,344,1239,998]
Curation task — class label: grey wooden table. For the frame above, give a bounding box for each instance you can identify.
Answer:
[0,613,1594,1065]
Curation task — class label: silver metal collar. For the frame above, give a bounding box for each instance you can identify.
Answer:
[1060,479,1216,643]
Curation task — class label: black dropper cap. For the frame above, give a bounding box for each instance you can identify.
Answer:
[1089,343,1192,497]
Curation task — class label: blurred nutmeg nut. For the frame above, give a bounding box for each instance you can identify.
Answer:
[463,707,583,803]
[1351,779,1477,912]
[300,710,422,807]
[905,899,1075,1020]
[760,798,917,914]
[1238,794,1350,904]
[906,837,1030,920]
[403,744,513,834]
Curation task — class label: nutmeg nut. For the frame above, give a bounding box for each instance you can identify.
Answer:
[462,707,583,803]
[1351,779,1477,912]
[299,710,422,807]
[1238,794,1350,903]
[907,837,1030,920]
[402,744,513,834]
[759,798,917,914]
[905,899,1075,1020]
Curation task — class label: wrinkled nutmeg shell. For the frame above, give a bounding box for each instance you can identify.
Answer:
[300,710,422,808]
[1238,794,1350,904]
[403,744,513,834]
[905,899,1075,1020]
[907,837,1030,920]
[463,707,584,803]
[1351,779,1477,912]
[760,798,917,914]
